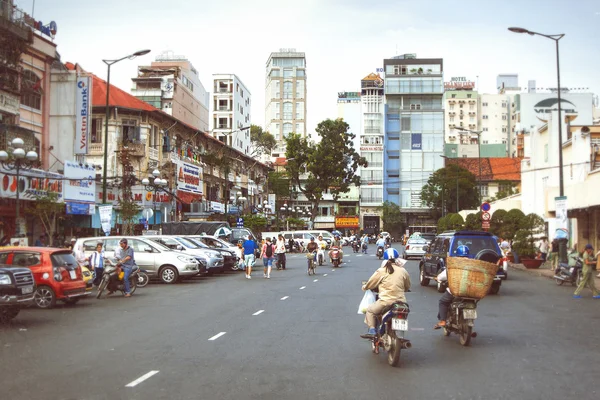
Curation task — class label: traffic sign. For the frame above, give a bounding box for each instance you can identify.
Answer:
[481,202,491,212]
[482,221,490,230]
[481,212,491,221]
[237,217,244,228]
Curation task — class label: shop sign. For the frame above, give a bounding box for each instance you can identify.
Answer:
[335,216,360,228]
[64,161,95,203]
[0,167,63,201]
[75,77,91,155]
[444,77,475,90]
[360,145,383,152]
[23,14,57,38]
[0,91,19,115]
[177,161,203,195]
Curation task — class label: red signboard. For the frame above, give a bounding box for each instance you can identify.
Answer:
[482,221,490,230]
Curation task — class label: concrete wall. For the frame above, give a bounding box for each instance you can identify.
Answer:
[48,68,77,172]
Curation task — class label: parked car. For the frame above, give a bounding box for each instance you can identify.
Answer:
[0,264,35,322]
[190,236,239,271]
[402,238,428,260]
[144,235,224,274]
[418,230,503,294]
[81,265,93,294]
[0,247,89,309]
[75,237,201,284]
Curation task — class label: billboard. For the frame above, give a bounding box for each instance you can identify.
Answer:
[176,161,203,195]
[64,161,95,203]
[411,133,422,150]
[0,167,63,201]
[75,76,91,155]
[518,93,593,130]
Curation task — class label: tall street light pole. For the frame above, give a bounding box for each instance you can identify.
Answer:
[456,127,483,204]
[101,49,151,204]
[142,169,167,227]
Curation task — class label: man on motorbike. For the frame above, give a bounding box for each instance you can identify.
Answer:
[113,238,135,297]
[306,236,319,253]
[329,234,344,263]
[360,248,411,338]
[376,235,386,252]
[434,244,469,329]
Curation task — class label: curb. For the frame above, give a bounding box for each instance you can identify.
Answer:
[509,263,600,286]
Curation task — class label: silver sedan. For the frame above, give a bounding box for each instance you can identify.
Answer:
[402,238,429,260]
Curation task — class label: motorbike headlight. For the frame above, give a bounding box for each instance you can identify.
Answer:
[0,274,11,285]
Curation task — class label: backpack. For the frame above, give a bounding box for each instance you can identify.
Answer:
[265,244,273,257]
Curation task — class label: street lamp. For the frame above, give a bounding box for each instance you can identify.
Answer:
[456,127,483,204]
[508,27,565,197]
[101,49,151,204]
[0,138,38,236]
[141,169,167,226]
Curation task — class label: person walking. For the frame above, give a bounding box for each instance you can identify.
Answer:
[573,244,600,299]
[539,238,549,262]
[275,234,287,270]
[550,238,559,271]
[260,237,275,279]
[89,242,105,286]
[114,238,135,297]
[242,236,257,279]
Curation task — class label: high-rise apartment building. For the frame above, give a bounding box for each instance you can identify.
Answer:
[443,89,479,158]
[383,54,444,227]
[264,49,307,159]
[211,74,252,154]
[131,51,209,132]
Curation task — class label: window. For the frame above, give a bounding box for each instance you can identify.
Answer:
[283,123,293,137]
[501,102,507,108]
[502,127,507,133]
[480,184,489,197]
[482,115,488,119]
[482,102,488,107]
[283,69,294,78]
[296,80,305,99]
[12,252,41,267]
[362,152,383,168]
[283,81,293,99]
[502,114,507,120]
[121,119,139,142]
[483,127,488,131]
[469,105,475,111]
[21,70,42,110]
[449,117,455,123]
[451,94,456,98]
[295,102,304,119]
[467,94,472,98]
[283,102,293,120]
[449,105,455,110]
[91,119,103,143]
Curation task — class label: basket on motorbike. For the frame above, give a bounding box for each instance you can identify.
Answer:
[446,257,498,300]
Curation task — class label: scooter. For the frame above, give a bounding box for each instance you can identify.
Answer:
[361,242,368,254]
[317,247,325,266]
[376,246,384,260]
[96,258,140,299]
[330,246,341,267]
[136,269,149,287]
[441,297,479,346]
[554,256,583,286]
[352,240,360,253]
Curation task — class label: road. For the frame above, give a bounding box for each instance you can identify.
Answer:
[1,248,599,400]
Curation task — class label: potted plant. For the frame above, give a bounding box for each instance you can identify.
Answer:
[511,213,545,268]
[427,68,432,74]
[417,67,423,74]
[410,68,417,74]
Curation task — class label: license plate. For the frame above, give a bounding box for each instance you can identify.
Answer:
[463,309,477,319]
[392,318,408,331]
[22,285,33,294]
[69,270,77,280]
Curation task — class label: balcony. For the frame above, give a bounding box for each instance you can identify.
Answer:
[217,124,230,129]
[217,87,230,93]
[0,0,33,42]
[217,106,231,111]
[88,142,104,155]
[120,141,145,157]
[364,127,381,134]
[149,146,159,160]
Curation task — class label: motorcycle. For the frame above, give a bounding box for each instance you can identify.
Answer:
[96,258,140,299]
[317,247,325,266]
[361,242,368,254]
[554,257,583,286]
[376,246,384,260]
[330,246,341,267]
[136,269,149,287]
[362,284,411,367]
[441,297,478,346]
[307,251,317,276]
[352,240,360,253]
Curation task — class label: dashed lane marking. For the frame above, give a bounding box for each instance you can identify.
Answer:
[253,310,265,316]
[410,328,425,331]
[299,286,306,290]
[208,332,227,341]
[324,274,328,276]
[281,296,289,300]
[125,371,160,388]
[313,279,318,282]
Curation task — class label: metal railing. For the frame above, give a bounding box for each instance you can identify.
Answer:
[218,106,231,111]
[88,142,103,154]
[149,147,159,160]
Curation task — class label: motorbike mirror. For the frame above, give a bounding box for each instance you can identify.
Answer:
[143,246,153,253]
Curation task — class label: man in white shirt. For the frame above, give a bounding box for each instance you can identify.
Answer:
[275,234,287,270]
[89,242,105,286]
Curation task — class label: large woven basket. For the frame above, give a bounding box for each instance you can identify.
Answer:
[446,257,498,299]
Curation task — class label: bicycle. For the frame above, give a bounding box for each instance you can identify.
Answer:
[307,251,317,275]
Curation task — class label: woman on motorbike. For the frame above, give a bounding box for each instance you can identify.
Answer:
[360,248,411,338]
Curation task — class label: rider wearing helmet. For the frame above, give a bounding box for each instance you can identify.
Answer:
[434,245,469,329]
[306,236,319,253]
[360,248,411,338]
[329,234,344,263]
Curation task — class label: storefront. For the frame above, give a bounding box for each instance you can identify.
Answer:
[335,216,360,236]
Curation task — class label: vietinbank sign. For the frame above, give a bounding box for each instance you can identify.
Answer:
[75,76,91,155]
[519,93,593,129]
[533,98,577,123]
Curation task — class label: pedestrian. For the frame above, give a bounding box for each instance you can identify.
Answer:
[288,237,295,253]
[89,242,105,286]
[275,234,287,270]
[550,238,559,270]
[114,238,135,297]
[34,235,45,247]
[242,235,257,279]
[68,237,76,251]
[573,244,600,299]
[74,244,88,268]
[260,237,275,279]
[539,237,549,262]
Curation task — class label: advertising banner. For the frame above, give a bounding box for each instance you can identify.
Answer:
[98,205,113,236]
[75,76,91,155]
[335,216,360,228]
[211,201,224,213]
[555,196,568,231]
[66,202,92,215]
[64,161,95,204]
[176,161,203,195]
[0,166,63,201]
[411,133,422,150]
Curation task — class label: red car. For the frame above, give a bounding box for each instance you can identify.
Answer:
[0,247,89,309]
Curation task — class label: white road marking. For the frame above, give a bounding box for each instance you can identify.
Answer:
[125,370,160,388]
[331,269,335,271]
[208,332,227,341]
[253,310,265,316]
[356,255,363,257]
[313,279,318,282]
[410,328,425,331]
[299,286,306,290]
[324,274,328,276]
[281,296,289,300]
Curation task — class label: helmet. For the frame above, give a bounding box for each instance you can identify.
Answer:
[310,237,315,241]
[383,248,400,260]
[456,245,470,256]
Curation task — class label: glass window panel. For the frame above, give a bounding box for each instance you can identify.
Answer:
[411,114,422,131]
[400,133,411,150]
[400,154,410,171]
[423,153,434,170]
[411,152,422,169]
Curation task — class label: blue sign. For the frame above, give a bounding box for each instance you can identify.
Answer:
[237,217,244,228]
[411,133,422,150]
[66,202,90,215]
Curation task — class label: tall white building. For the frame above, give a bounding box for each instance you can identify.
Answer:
[479,93,513,157]
[211,74,252,154]
[336,91,362,152]
[265,49,307,159]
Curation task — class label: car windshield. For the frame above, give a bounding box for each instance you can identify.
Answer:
[175,237,201,249]
[186,238,210,248]
[148,240,171,252]
[451,237,499,256]
[51,252,77,269]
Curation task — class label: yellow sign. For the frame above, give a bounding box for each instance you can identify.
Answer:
[335,216,359,228]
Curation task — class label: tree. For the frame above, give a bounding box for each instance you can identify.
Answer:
[504,208,526,241]
[512,213,545,258]
[490,209,508,238]
[250,125,276,158]
[437,215,449,232]
[489,181,518,202]
[421,164,479,217]
[285,119,367,223]
[447,213,465,230]
[268,171,290,199]
[26,193,66,240]
[118,197,141,236]
[464,212,482,230]
[380,201,403,233]
[241,214,267,233]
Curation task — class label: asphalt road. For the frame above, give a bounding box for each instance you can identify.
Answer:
[1,248,599,400]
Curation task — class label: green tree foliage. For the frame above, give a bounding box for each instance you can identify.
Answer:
[446,213,465,230]
[489,181,518,202]
[490,209,508,238]
[437,215,449,232]
[285,119,367,222]
[286,217,306,230]
[26,192,66,239]
[241,214,267,233]
[503,208,526,241]
[380,201,403,233]
[250,125,276,158]
[117,198,141,236]
[511,213,545,258]
[464,212,483,230]
[421,164,479,217]
[268,171,290,199]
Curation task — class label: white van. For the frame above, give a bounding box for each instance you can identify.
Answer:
[280,230,333,248]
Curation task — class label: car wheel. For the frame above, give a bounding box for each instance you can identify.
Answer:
[34,285,56,309]
[159,265,179,284]
[419,266,430,286]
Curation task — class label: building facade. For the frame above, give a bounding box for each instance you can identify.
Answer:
[443,89,479,158]
[264,49,307,159]
[211,74,251,154]
[383,54,444,229]
[131,52,209,132]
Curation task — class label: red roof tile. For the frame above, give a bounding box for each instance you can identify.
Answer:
[445,157,521,182]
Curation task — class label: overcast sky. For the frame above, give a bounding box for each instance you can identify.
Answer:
[24,0,600,133]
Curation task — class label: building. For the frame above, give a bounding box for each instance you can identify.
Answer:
[131,51,209,132]
[479,93,514,157]
[383,54,444,229]
[211,74,251,154]
[443,88,479,158]
[497,73,519,92]
[336,91,361,152]
[264,49,307,159]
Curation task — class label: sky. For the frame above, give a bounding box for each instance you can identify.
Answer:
[22,0,600,134]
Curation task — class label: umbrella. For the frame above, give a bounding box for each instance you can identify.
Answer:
[215,227,233,237]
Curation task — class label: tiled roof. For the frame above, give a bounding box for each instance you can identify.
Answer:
[361,73,382,81]
[273,157,287,166]
[446,157,522,182]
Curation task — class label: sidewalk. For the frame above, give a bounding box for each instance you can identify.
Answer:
[510,262,600,287]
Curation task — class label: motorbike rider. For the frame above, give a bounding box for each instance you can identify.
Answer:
[434,244,470,329]
[361,234,369,254]
[360,248,411,338]
[329,234,344,263]
[316,235,327,262]
[376,235,386,253]
[112,238,135,297]
[306,236,319,253]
